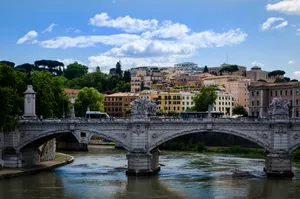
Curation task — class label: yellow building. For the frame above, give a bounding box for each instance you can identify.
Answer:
[157,92,182,114]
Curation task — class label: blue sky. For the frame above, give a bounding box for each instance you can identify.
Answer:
[1,0,300,78]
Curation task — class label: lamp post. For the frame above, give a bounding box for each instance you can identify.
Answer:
[70,95,75,119]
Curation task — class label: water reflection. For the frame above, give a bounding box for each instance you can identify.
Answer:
[0,150,300,199]
[115,177,185,199]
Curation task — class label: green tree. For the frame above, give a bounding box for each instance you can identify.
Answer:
[274,78,285,83]
[268,70,285,79]
[203,65,209,73]
[75,87,104,117]
[219,64,239,75]
[123,70,131,82]
[31,71,70,118]
[192,86,217,112]
[15,63,37,74]
[116,61,122,76]
[291,79,299,82]
[64,62,88,80]
[34,60,64,75]
[0,61,15,68]
[0,63,27,132]
[232,105,248,117]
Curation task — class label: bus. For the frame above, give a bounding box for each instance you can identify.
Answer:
[85,111,110,119]
[179,111,224,119]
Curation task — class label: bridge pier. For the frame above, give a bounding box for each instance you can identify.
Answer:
[126,149,160,176]
[265,153,294,177]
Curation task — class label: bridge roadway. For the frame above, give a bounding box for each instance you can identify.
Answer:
[2,116,300,177]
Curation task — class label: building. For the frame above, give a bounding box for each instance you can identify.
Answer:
[214,92,234,117]
[203,75,251,110]
[180,92,195,111]
[174,62,198,69]
[104,93,139,117]
[174,74,201,87]
[246,66,280,83]
[64,88,80,97]
[248,82,300,118]
[157,92,182,114]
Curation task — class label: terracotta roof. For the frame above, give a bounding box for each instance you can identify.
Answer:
[64,88,80,96]
[249,81,300,87]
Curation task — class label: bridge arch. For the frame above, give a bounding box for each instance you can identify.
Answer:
[288,142,300,154]
[16,128,130,151]
[148,128,272,152]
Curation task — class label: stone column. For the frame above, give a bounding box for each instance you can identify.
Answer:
[265,152,293,177]
[126,150,160,176]
[23,85,37,119]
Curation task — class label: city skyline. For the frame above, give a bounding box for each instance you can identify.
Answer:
[1,0,300,79]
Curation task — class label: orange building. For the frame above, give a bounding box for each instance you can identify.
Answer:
[104,93,139,117]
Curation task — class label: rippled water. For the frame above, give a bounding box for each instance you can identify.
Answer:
[1,147,300,199]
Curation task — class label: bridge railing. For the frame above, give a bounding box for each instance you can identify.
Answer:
[19,116,300,124]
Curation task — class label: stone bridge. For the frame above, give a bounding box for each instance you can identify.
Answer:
[2,85,300,177]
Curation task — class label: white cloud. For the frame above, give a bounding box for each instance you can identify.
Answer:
[293,71,300,76]
[16,30,38,44]
[42,24,56,33]
[57,59,86,66]
[141,21,190,39]
[75,29,81,33]
[252,61,264,67]
[297,28,300,35]
[266,0,300,15]
[88,55,179,72]
[89,13,159,33]
[288,60,296,64]
[104,29,247,58]
[275,21,288,29]
[38,34,140,49]
[261,17,288,31]
[183,29,247,48]
[105,39,196,57]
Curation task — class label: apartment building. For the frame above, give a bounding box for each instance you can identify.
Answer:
[180,92,195,111]
[248,82,300,118]
[104,93,139,117]
[203,75,251,110]
[214,92,234,117]
[157,92,182,113]
[174,74,201,87]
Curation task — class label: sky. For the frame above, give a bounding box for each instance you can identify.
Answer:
[1,0,300,79]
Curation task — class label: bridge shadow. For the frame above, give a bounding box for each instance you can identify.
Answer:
[114,177,185,199]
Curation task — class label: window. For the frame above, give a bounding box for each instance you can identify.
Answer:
[257,91,259,96]
[174,107,176,111]
[297,99,299,106]
[280,91,282,96]
[270,91,273,96]
[297,111,299,117]
[252,92,254,96]
[275,91,278,96]
[252,112,254,116]
[183,102,185,105]
[285,90,288,96]
[252,101,254,106]
[256,112,259,117]
[257,101,259,106]
[291,90,293,95]
[290,100,293,106]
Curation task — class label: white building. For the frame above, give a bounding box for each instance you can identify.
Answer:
[180,92,196,111]
[174,62,198,69]
[214,92,234,117]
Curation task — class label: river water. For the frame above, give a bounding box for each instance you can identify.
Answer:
[1,147,300,199]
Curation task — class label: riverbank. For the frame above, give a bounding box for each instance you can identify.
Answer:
[0,153,73,180]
